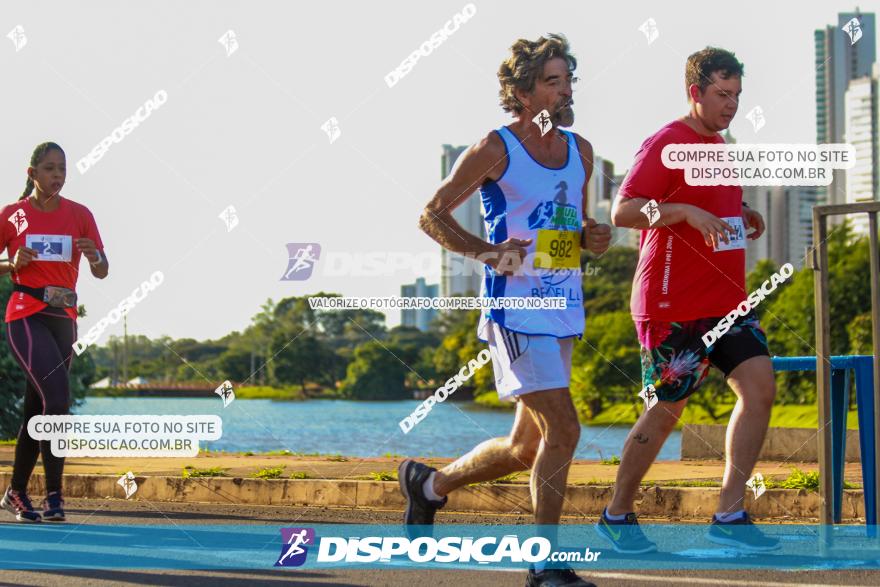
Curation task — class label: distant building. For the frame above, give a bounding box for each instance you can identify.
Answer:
[440,145,485,297]
[401,277,439,332]
[609,172,640,249]
[844,62,879,237]
[743,186,817,272]
[815,10,876,207]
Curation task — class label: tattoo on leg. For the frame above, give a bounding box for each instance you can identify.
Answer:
[634,433,649,444]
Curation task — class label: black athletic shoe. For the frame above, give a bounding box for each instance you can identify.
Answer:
[706,511,781,551]
[398,459,446,530]
[595,507,657,554]
[526,565,597,587]
[1,488,41,523]
[41,491,66,522]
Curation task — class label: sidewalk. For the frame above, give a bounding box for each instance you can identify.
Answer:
[0,446,864,485]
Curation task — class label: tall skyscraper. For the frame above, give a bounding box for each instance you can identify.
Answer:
[815,10,876,206]
[401,277,439,332]
[844,62,879,237]
[440,145,485,297]
[743,186,817,272]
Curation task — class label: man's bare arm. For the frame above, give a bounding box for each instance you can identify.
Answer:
[418,133,505,258]
[611,195,736,248]
[611,195,693,229]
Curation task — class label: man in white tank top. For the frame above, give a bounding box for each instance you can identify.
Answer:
[398,34,611,587]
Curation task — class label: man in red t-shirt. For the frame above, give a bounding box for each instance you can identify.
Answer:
[595,48,780,553]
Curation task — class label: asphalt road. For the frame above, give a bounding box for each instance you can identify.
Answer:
[0,499,878,587]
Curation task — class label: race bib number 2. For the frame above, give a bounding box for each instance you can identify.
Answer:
[534,229,580,269]
[25,234,72,262]
[713,217,746,252]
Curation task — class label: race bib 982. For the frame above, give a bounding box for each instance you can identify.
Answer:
[534,229,580,269]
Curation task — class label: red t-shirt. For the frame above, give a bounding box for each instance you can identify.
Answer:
[0,196,104,322]
[620,120,745,322]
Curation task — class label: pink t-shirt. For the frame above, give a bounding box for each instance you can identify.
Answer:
[0,196,104,322]
[619,120,745,322]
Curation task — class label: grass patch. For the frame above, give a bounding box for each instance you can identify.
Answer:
[182,466,228,479]
[383,452,403,458]
[289,471,311,479]
[600,455,621,465]
[473,392,516,410]
[762,467,859,491]
[369,471,397,481]
[0,439,16,446]
[585,402,861,430]
[251,466,286,480]
[326,454,349,462]
[469,472,523,486]
[233,386,306,400]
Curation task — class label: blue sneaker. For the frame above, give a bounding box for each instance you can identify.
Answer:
[1,488,42,523]
[41,491,66,522]
[595,507,657,553]
[707,511,780,551]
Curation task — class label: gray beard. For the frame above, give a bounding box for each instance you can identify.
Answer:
[554,106,574,128]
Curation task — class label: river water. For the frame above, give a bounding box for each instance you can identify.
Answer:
[76,397,681,460]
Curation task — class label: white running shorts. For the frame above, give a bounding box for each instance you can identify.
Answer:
[482,319,574,401]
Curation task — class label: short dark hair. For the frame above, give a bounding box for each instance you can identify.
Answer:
[685,47,744,97]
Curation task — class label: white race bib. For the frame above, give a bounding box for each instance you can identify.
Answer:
[25,234,72,262]
[713,217,746,252]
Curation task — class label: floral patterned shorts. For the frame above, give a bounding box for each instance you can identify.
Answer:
[635,310,769,403]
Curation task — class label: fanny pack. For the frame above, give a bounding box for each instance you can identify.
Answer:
[13,284,78,308]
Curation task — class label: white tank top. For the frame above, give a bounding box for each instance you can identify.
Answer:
[477,126,586,340]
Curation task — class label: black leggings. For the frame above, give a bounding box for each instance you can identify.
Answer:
[6,307,76,494]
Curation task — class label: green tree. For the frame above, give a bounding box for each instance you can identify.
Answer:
[272,332,338,391]
[570,311,641,419]
[339,340,409,400]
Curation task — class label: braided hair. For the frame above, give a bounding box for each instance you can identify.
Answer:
[20,142,65,200]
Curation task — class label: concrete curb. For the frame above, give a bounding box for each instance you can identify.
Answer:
[1,473,867,521]
[682,424,863,462]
